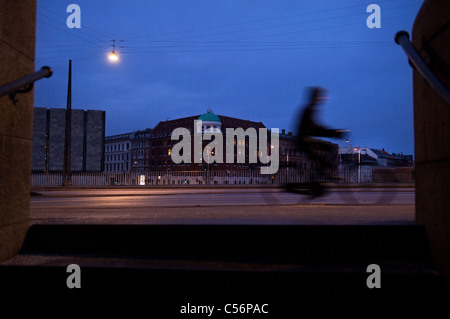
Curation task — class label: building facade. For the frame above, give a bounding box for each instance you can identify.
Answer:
[277,129,336,171]
[130,128,152,173]
[149,110,267,173]
[104,128,153,174]
[103,110,341,175]
[339,145,413,168]
[104,132,132,173]
[32,107,105,172]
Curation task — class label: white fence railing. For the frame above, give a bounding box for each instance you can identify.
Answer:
[31,167,374,187]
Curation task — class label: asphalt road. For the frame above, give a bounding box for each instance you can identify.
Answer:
[30,186,415,225]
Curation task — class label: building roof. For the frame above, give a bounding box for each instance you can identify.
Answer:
[198,109,221,123]
[105,132,133,142]
[370,149,386,158]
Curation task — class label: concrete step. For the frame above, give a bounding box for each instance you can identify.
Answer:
[0,224,447,298]
[19,224,432,263]
[0,256,444,297]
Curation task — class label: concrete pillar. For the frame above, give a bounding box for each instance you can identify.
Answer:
[412,0,450,290]
[0,1,36,260]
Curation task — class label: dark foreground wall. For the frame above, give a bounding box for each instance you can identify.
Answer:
[412,0,450,290]
[0,1,36,260]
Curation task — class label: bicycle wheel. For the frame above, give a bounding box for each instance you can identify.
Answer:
[262,184,312,205]
[262,186,283,205]
[338,167,398,205]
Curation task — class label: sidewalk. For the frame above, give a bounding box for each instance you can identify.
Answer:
[31,183,415,198]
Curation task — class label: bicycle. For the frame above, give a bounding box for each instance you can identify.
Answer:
[263,164,399,206]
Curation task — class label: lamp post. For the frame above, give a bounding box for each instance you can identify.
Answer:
[204,146,210,184]
[354,147,361,183]
[62,59,72,186]
[341,138,350,167]
[61,48,118,187]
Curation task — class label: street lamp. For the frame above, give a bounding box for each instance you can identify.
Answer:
[63,49,118,186]
[339,138,350,170]
[108,40,119,62]
[354,147,361,183]
[108,50,119,62]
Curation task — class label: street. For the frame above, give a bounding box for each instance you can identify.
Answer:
[30,186,415,225]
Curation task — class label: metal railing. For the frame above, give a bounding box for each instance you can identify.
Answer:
[395,31,450,105]
[31,168,374,187]
[0,66,53,103]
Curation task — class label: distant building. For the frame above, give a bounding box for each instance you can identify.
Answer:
[380,149,414,167]
[104,132,132,173]
[32,107,105,172]
[149,109,266,172]
[104,129,153,174]
[339,144,413,168]
[130,128,153,173]
[103,110,341,174]
[278,129,337,171]
[370,149,388,166]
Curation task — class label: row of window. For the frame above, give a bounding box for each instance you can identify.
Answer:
[105,162,129,172]
[105,141,148,152]
[132,159,147,166]
[105,150,149,160]
[133,141,149,148]
[106,143,130,152]
[106,154,129,162]
[107,136,278,153]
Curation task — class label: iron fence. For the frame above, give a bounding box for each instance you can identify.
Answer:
[31,167,374,187]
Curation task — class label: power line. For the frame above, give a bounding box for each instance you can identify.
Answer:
[37,4,114,42]
[35,1,419,59]
[36,18,106,49]
[126,0,400,41]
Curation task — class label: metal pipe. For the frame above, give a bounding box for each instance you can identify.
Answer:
[0,66,53,98]
[395,31,450,105]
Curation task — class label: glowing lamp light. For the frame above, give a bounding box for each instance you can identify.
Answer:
[108,50,119,62]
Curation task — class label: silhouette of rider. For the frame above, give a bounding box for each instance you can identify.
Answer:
[296,87,346,175]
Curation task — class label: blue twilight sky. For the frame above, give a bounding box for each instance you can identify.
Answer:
[34,0,424,156]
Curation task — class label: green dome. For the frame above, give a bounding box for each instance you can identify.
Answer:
[198,109,221,123]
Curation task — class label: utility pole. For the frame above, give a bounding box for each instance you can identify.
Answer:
[62,60,72,186]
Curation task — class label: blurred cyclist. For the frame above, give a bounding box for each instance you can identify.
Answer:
[295,87,347,177]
